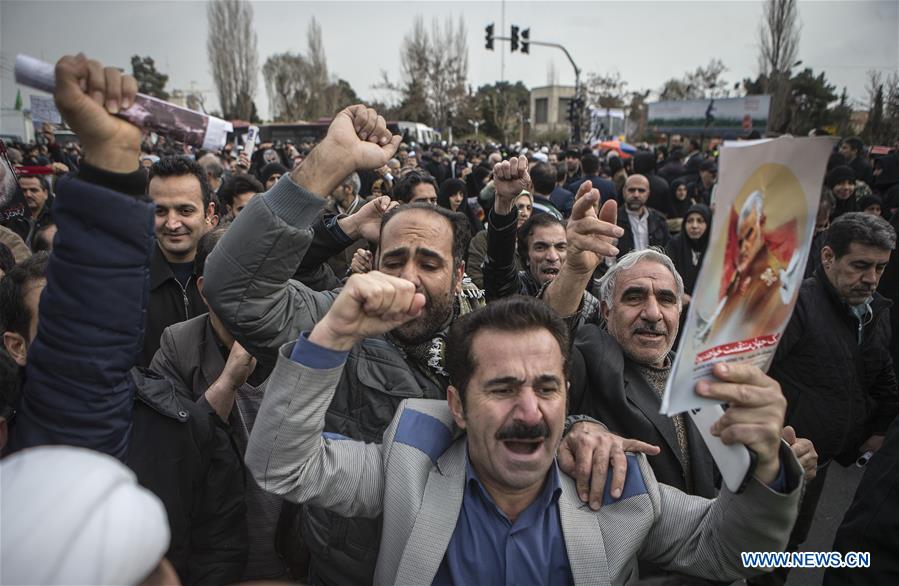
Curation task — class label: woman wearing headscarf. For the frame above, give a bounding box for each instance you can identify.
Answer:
[466,191,531,289]
[666,178,695,234]
[825,165,858,219]
[666,204,711,350]
[438,177,483,236]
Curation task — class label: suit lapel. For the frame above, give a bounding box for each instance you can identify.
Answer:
[558,476,611,586]
[394,440,466,585]
[623,365,686,472]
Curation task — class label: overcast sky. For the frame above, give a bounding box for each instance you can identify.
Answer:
[1,0,896,131]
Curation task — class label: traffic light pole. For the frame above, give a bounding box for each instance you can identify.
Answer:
[526,40,583,143]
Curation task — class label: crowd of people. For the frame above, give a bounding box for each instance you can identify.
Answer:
[1,53,898,586]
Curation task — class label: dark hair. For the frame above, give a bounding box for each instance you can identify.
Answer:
[0,252,49,340]
[825,212,896,258]
[581,154,600,175]
[517,213,565,264]
[379,203,470,271]
[843,137,864,154]
[530,162,556,195]
[147,156,212,208]
[260,162,288,185]
[194,227,228,277]
[555,164,568,183]
[0,244,15,274]
[445,295,570,402]
[20,175,51,194]
[218,175,263,209]
[393,171,438,204]
[437,178,467,211]
[608,156,624,175]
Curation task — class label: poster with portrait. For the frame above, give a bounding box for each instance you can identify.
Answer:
[0,139,31,241]
[661,136,832,491]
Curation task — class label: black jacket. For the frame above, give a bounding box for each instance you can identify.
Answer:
[569,326,718,499]
[616,207,670,258]
[129,368,248,586]
[139,245,207,367]
[825,414,899,584]
[769,271,898,465]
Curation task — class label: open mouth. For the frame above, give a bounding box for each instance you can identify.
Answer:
[542,267,560,277]
[635,330,666,342]
[502,439,543,455]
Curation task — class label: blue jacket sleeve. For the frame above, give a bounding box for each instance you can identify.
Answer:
[8,174,155,459]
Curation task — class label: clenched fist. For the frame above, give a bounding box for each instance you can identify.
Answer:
[308,271,426,351]
[54,53,141,173]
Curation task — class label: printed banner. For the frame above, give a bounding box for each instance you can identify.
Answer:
[661,136,832,491]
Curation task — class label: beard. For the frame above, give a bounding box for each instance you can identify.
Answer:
[625,197,644,211]
[391,287,455,346]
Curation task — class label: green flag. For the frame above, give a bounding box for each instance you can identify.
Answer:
[14,89,22,111]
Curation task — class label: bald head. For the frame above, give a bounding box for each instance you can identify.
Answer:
[624,174,650,212]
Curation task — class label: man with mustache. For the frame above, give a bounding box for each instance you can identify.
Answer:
[140,156,216,366]
[204,105,647,585]
[246,292,804,584]
[754,212,898,586]
[541,194,819,504]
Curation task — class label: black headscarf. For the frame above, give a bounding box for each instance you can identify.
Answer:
[669,178,693,219]
[439,177,483,235]
[665,204,712,295]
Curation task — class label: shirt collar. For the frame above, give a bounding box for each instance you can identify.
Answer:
[626,208,647,220]
[464,449,563,517]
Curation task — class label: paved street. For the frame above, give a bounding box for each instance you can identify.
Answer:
[785,463,866,586]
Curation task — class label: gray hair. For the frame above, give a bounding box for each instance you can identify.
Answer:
[198,153,224,179]
[340,172,361,194]
[739,190,765,225]
[825,212,897,257]
[597,248,685,310]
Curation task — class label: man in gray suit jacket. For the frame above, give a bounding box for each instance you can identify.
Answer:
[247,278,804,585]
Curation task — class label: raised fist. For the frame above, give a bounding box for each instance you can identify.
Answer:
[53,53,141,173]
[492,155,531,215]
[308,271,426,351]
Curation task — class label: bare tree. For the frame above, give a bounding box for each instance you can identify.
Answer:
[758,0,801,76]
[758,0,801,132]
[263,52,310,122]
[263,18,360,122]
[428,15,468,133]
[658,60,730,101]
[305,18,331,119]
[207,0,258,120]
[685,59,730,98]
[378,14,468,131]
[584,70,628,108]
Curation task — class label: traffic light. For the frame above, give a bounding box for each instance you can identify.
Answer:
[510,25,519,52]
[521,28,530,54]
[485,23,494,50]
[567,99,576,124]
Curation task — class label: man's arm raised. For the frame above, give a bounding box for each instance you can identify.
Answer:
[9,55,153,458]
[483,155,530,301]
[245,272,425,516]
[543,182,621,316]
[203,106,401,367]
